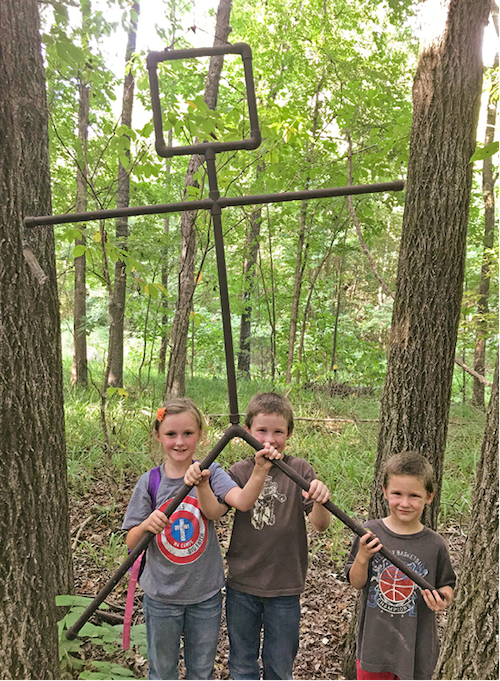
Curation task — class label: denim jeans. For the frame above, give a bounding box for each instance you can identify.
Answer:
[226,585,301,680]
[143,590,222,680]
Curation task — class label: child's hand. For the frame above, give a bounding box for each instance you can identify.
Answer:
[142,509,172,535]
[358,531,382,560]
[254,443,282,470]
[422,587,453,612]
[303,479,330,505]
[185,461,211,487]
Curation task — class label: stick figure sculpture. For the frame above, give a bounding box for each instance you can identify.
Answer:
[25,44,441,639]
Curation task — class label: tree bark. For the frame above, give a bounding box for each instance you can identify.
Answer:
[472,55,497,407]
[71,75,90,387]
[285,199,308,383]
[159,130,173,375]
[370,0,490,530]
[238,205,262,379]
[434,356,498,680]
[344,9,489,670]
[0,0,73,677]
[108,0,140,388]
[165,0,232,397]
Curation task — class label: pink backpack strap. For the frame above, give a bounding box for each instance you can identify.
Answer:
[122,465,162,649]
[122,553,143,650]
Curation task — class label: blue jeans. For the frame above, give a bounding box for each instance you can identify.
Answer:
[143,590,222,680]
[226,585,301,680]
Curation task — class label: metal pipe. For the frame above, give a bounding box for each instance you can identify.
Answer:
[219,181,405,208]
[24,199,213,228]
[236,425,443,597]
[24,182,404,228]
[205,149,240,423]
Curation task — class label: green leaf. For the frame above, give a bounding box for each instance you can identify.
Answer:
[470,141,499,162]
[73,245,87,258]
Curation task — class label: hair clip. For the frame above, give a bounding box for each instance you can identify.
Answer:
[156,407,166,423]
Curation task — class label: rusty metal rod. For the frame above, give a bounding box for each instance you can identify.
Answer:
[24,181,404,228]
[237,425,444,598]
[205,149,240,423]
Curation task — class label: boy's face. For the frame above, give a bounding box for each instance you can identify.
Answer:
[246,413,291,454]
[383,474,434,529]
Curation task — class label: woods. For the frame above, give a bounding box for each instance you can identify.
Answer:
[0,0,498,678]
[0,0,73,677]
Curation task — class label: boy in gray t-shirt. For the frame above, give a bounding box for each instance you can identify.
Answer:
[345,452,456,680]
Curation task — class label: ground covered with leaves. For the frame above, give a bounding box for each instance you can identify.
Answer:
[67,478,465,680]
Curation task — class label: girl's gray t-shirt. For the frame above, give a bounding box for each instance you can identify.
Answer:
[122,462,237,604]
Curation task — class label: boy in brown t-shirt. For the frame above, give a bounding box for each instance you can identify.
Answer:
[345,452,455,680]
[226,392,331,680]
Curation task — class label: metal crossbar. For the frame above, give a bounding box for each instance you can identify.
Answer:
[24,44,436,640]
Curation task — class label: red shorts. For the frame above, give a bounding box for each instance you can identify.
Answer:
[357,659,400,680]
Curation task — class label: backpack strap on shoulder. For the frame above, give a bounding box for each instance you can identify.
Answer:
[123,465,162,650]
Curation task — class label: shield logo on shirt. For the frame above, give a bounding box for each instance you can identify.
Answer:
[156,495,208,564]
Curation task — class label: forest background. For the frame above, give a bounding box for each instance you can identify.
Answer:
[1,0,498,678]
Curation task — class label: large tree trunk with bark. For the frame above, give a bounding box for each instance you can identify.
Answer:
[165,0,232,397]
[434,357,498,680]
[108,1,140,388]
[472,55,497,407]
[71,75,90,387]
[0,0,73,677]
[370,0,490,529]
[343,4,490,677]
[238,205,262,379]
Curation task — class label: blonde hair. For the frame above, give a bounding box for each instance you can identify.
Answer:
[155,397,204,435]
[383,451,434,494]
[245,392,294,435]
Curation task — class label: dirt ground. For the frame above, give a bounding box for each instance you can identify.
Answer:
[69,478,464,680]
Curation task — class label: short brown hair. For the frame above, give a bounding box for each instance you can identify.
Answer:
[155,397,204,434]
[383,451,434,494]
[245,392,294,435]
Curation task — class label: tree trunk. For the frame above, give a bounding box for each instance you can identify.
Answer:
[165,0,232,397]
[296,223,340,383]
[238,205,262,379]
[434,356,498,680]
[285,200,308,383]
[370,0,490,530]
[344,10,489,672]
[108,0,140,388]
[159,130,173,374]
[71,75,90,387]
[472,56,497,407]
[0,0,73,677]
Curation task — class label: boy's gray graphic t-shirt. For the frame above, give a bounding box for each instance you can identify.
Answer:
[122,462,237,604]
[344,518,456,680]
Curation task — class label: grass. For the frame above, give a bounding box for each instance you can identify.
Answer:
[63,360,486,534]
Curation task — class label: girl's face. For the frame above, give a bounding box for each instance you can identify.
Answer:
[155,411,201,467]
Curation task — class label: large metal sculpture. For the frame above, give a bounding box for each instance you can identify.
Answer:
[25,44,440,640]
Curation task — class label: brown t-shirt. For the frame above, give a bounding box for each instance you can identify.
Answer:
[226,455,316,597]
[344,518,456,680]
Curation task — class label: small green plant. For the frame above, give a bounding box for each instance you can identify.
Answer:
[79,661,136,680]
[57,595,147,680]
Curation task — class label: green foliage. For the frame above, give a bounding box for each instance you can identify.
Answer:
[57,595,147,680]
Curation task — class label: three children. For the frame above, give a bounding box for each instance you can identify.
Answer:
[123,394,455,681]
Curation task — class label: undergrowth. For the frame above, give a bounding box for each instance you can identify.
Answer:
[64,360,485,528]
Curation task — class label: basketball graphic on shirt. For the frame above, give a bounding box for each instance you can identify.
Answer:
[379,565,415,602]
[156,495,208,564]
